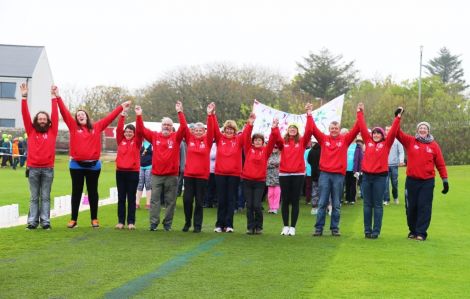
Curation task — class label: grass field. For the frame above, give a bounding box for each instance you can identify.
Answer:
[0,163,469,298]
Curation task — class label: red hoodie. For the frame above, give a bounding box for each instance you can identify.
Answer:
[277,115,313,174]
[183,114,214,179]
[311,112,360,175]
[213,116,249,176]
[57,98,123,161]
[241,125,279,181]
[21,97,58,168]
[115,115,143,172]
[396,129,447,180]
[136,112,188,176]
[359,112,401,174]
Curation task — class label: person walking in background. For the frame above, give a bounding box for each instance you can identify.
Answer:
[358,103,402,239]
[266,144,281,214]
[307,139,321,215]
[384,125,405,205]
[181,103,215,233]
[344,135,364,205]
[135,102,187,232]
[114,107,143,230]
[304,143,312,205]
[136,140,153,209]
[12,138,20,170]
[204,142,217,208]
[277,103,313,236]
[242,114,278,235]
[1,137,12,168]
[312,105,360,237]
[18,136,27,167]
[21,83,59,230]
[57,93,130,229]
[396,119,448,241]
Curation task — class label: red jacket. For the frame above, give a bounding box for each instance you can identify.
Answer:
[137,112,187,176]
[183,114,214,179]
[311,112,360,175]
[359,112,400,174]
[397,129,447,180]
[213,116,249,176]
[277,115,313,174]
[241,125,279,181]
[57,98,123,161]
[115,115,143,172]
[21,97,58,168]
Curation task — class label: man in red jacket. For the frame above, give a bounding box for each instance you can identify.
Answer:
[135,102,188,231]
[21,83,58,230]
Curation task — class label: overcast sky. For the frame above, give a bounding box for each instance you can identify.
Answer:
[1,0,469,92]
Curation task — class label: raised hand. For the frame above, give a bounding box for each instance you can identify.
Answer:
[20,83,28,97]
[272,117,279,128]
[175,101,183,113]
[248,112,256,125]
[395,107,404,117]
[121,100,131,110]
[51,85,60,98]
[305,103,313,115]
[357,102,364,112]
[135,105,142,116]
[207,102,215,115]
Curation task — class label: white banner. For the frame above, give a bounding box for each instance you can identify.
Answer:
[252,94,345,138]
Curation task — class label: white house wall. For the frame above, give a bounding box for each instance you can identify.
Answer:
[29,49,54,125]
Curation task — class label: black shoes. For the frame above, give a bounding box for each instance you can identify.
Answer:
[182,225,190,232]
[26,225,37,230]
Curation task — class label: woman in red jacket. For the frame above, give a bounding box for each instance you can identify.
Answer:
[181,102,215,233]
[397,119,449,241]
[357,103,402,239]
[242,115,279,235]
[115,107,143,230]
[213,109,251,233]
[57,98,130,228]
[277,103,313,236]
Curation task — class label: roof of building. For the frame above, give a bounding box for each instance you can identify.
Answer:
[0,44,44,78]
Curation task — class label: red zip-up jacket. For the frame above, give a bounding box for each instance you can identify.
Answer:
[396,129,447,180]
[359,112,401,174]
[57,98,123,161]
[183,114,214,179]
[277,115,313,174]
[241,125,279,181]
[311,112,360,175]
[115,115,143,172]
[21,97,58,168]
[213,116,249,176]
[136,112,187,176]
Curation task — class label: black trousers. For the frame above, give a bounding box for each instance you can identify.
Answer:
[405,177,435,239]
[183,176,208,229]
[70,168,101,221]
[279,175,304,227]
[243,179,265,230]
[215,175,239,228]
[204,173,217,207]
[345,171,357,203]
[116,170,139,225]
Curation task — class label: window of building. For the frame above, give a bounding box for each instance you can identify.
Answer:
[0,82,17,98]
[0,118,15,127]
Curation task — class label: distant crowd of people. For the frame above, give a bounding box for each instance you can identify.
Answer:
[20,84,449,241]
[0,133,28,170]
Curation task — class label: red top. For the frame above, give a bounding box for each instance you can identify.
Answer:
[183,114,214,179]
[359,112,401,174]
[277,115,313,174]
[241,125,279,181]
[21,97,58,168]
[213,116,249,176]
[311,112,360,175]
[137,112,188,176]
[115,115,143,172]
[57,98,123,161]
[397,129,448,180]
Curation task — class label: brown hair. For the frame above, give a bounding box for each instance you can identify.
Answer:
[32,111,51,132]
[283,126,300,143]
[251,133,265,144]
[75,110,93,130]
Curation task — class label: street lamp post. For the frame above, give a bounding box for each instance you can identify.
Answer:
[418,45,423,117]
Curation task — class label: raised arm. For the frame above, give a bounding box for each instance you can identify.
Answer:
[265,118,280,158]
[302,103,314,148]
[50,86,59,133]
[384,107,403,148]
[116,113,126,144]
[56,94,76,130]
[344,108,361,146]
[175,101,188,143]
[20,83,33,134]
[135,105,154,142]
[205,102,215,148]
[94,100,129,132]
[356,102,371,144]
[213,113,223,142]
[242,112,256,153]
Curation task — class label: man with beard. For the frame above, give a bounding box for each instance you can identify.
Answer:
[21,83,59,230]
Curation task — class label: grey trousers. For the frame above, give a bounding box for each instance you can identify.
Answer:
[27,167,54,227]
[149,175,178,228]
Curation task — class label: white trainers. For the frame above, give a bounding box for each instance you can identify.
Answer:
[214,227,222,233]
[288,227,296,236]
[280,226,289,235]
[311,208,318,215]
[328,209,332,216]
[394,199,399,204]
[225,227,234,233]
[272,209,278,214]
[383,201,390,206]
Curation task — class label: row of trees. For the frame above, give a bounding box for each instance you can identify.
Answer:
[66,48,470,164]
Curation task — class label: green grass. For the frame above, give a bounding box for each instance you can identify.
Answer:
[0,165,469,298]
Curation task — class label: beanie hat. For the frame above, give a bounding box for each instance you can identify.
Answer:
[417,121,431,132]
[371,127,385,139]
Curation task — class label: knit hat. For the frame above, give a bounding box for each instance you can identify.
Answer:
[417,121,431,132]
[371,127,385,139]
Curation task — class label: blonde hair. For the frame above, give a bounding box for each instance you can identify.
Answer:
[223,120,238,132]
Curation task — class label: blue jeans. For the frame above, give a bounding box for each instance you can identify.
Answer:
[27,167,54,227]
[362,174,387,235]
[315,172,344,231]
[384,166,399,202]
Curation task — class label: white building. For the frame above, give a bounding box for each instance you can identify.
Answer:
[0,44,54,129]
